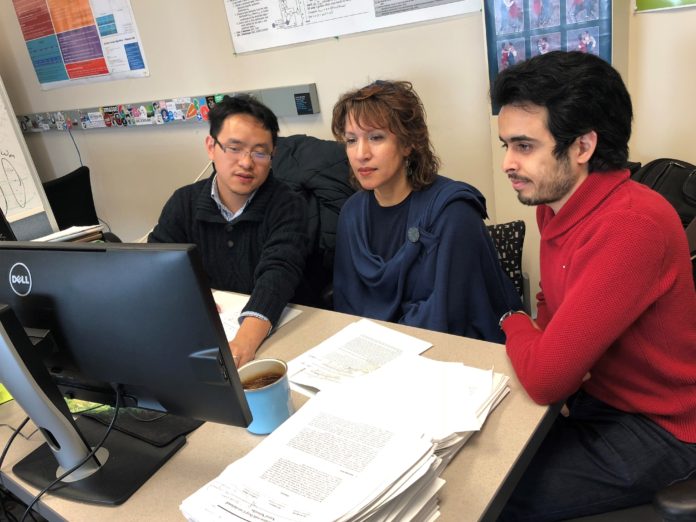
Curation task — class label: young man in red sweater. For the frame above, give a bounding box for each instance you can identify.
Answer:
[492,51,696,521]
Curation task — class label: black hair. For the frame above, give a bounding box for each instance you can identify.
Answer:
[208,94,280,146]
[491,51,632,172]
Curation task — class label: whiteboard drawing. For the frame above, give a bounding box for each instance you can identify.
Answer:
[0,73,53,225]
[1,157,29,214]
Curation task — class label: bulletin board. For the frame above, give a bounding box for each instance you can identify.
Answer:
[483,0,613,114]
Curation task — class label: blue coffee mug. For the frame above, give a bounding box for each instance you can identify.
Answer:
[238,359,294,435]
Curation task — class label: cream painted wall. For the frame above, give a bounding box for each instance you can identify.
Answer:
[0,0,494,241]
[1,1,694,309]
[627,7,696,165]
[490,3,696,313]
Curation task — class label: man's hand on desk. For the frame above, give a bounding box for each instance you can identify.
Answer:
[229,315,271,368]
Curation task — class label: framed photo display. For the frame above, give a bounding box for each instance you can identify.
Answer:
[484,0,613,114]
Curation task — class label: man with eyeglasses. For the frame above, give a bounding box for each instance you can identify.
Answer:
[149,94,309,367]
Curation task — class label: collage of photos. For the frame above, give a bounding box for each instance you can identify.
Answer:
[484,0,612,112]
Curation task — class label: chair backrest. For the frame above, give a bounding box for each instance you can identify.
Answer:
[42,166,99,230]
[486,220,526,300]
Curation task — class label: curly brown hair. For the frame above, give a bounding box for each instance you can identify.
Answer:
[331,80,440,191]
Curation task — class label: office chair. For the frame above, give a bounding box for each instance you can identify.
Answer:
[486,220,531,314]
[42,166,120,242]
[42,166,99,229]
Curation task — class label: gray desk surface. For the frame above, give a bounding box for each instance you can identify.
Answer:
[0,304,556,522]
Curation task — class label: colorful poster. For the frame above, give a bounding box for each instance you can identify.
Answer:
[11,0,149,90]
[224,0,482,53]
[635,0,696,10]
[483,0,612,114]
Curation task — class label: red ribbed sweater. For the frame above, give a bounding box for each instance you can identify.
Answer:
[502,170,696,442]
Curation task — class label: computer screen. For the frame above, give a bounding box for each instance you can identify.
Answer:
[0,241,251,505]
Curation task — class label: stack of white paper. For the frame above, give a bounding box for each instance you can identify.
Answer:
[32,224,104,242]
[181,398,442,522]
[312,355,510,465]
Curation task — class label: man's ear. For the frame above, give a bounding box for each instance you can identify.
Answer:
[575,130,598,166]
[205,135,216,160]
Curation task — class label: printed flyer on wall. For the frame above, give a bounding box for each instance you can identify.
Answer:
[11,0,149,90]
[224,0,481,53]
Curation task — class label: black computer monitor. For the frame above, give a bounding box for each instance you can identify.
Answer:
[0,242,251,505]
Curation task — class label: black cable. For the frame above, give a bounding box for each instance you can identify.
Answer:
[66,125,82,167]
[66,123,114,236]
[0,425,39,443]
[97,217,112,233]
[0,417,30,478]
[19,389,122,522]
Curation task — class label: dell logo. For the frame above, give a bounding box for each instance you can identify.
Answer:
[9,263,32,296]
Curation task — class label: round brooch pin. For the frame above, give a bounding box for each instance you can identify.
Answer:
[407,227,420,243]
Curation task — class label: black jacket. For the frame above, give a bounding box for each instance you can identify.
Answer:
[272,135,354,307]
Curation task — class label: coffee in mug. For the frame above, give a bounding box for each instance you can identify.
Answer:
[238,358,294,435]
[242,372,283,390]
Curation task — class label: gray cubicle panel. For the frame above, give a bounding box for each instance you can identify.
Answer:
[9,212,54,241]
[0,73,58,240]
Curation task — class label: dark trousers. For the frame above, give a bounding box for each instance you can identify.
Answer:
[498,391,696,521]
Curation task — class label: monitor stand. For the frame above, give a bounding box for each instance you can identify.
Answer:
[13,416,185,505]
[0,304,186,505]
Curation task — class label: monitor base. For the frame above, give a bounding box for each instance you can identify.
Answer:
[13,415,185,505]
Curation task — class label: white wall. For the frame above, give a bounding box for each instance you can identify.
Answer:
[0,0,494,242]
[1,1,695,308]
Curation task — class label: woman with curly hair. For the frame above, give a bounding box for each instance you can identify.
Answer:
[331,80,520,342]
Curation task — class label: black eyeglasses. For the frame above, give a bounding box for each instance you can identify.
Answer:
[213,138,272,164]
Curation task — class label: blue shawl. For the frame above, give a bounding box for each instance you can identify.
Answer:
[333,176,521,342]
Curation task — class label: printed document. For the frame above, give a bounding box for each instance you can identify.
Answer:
[288,319,432,397]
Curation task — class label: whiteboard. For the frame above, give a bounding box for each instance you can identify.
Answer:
[0,74,57,239]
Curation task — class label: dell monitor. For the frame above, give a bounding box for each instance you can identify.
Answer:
[0,241,251,505]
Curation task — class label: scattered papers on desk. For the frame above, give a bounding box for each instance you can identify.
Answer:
[32,224,103,242]
[181,395,442,522]
[181,334,510,521]
[288,319,432,397]
[212,290,302,342]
